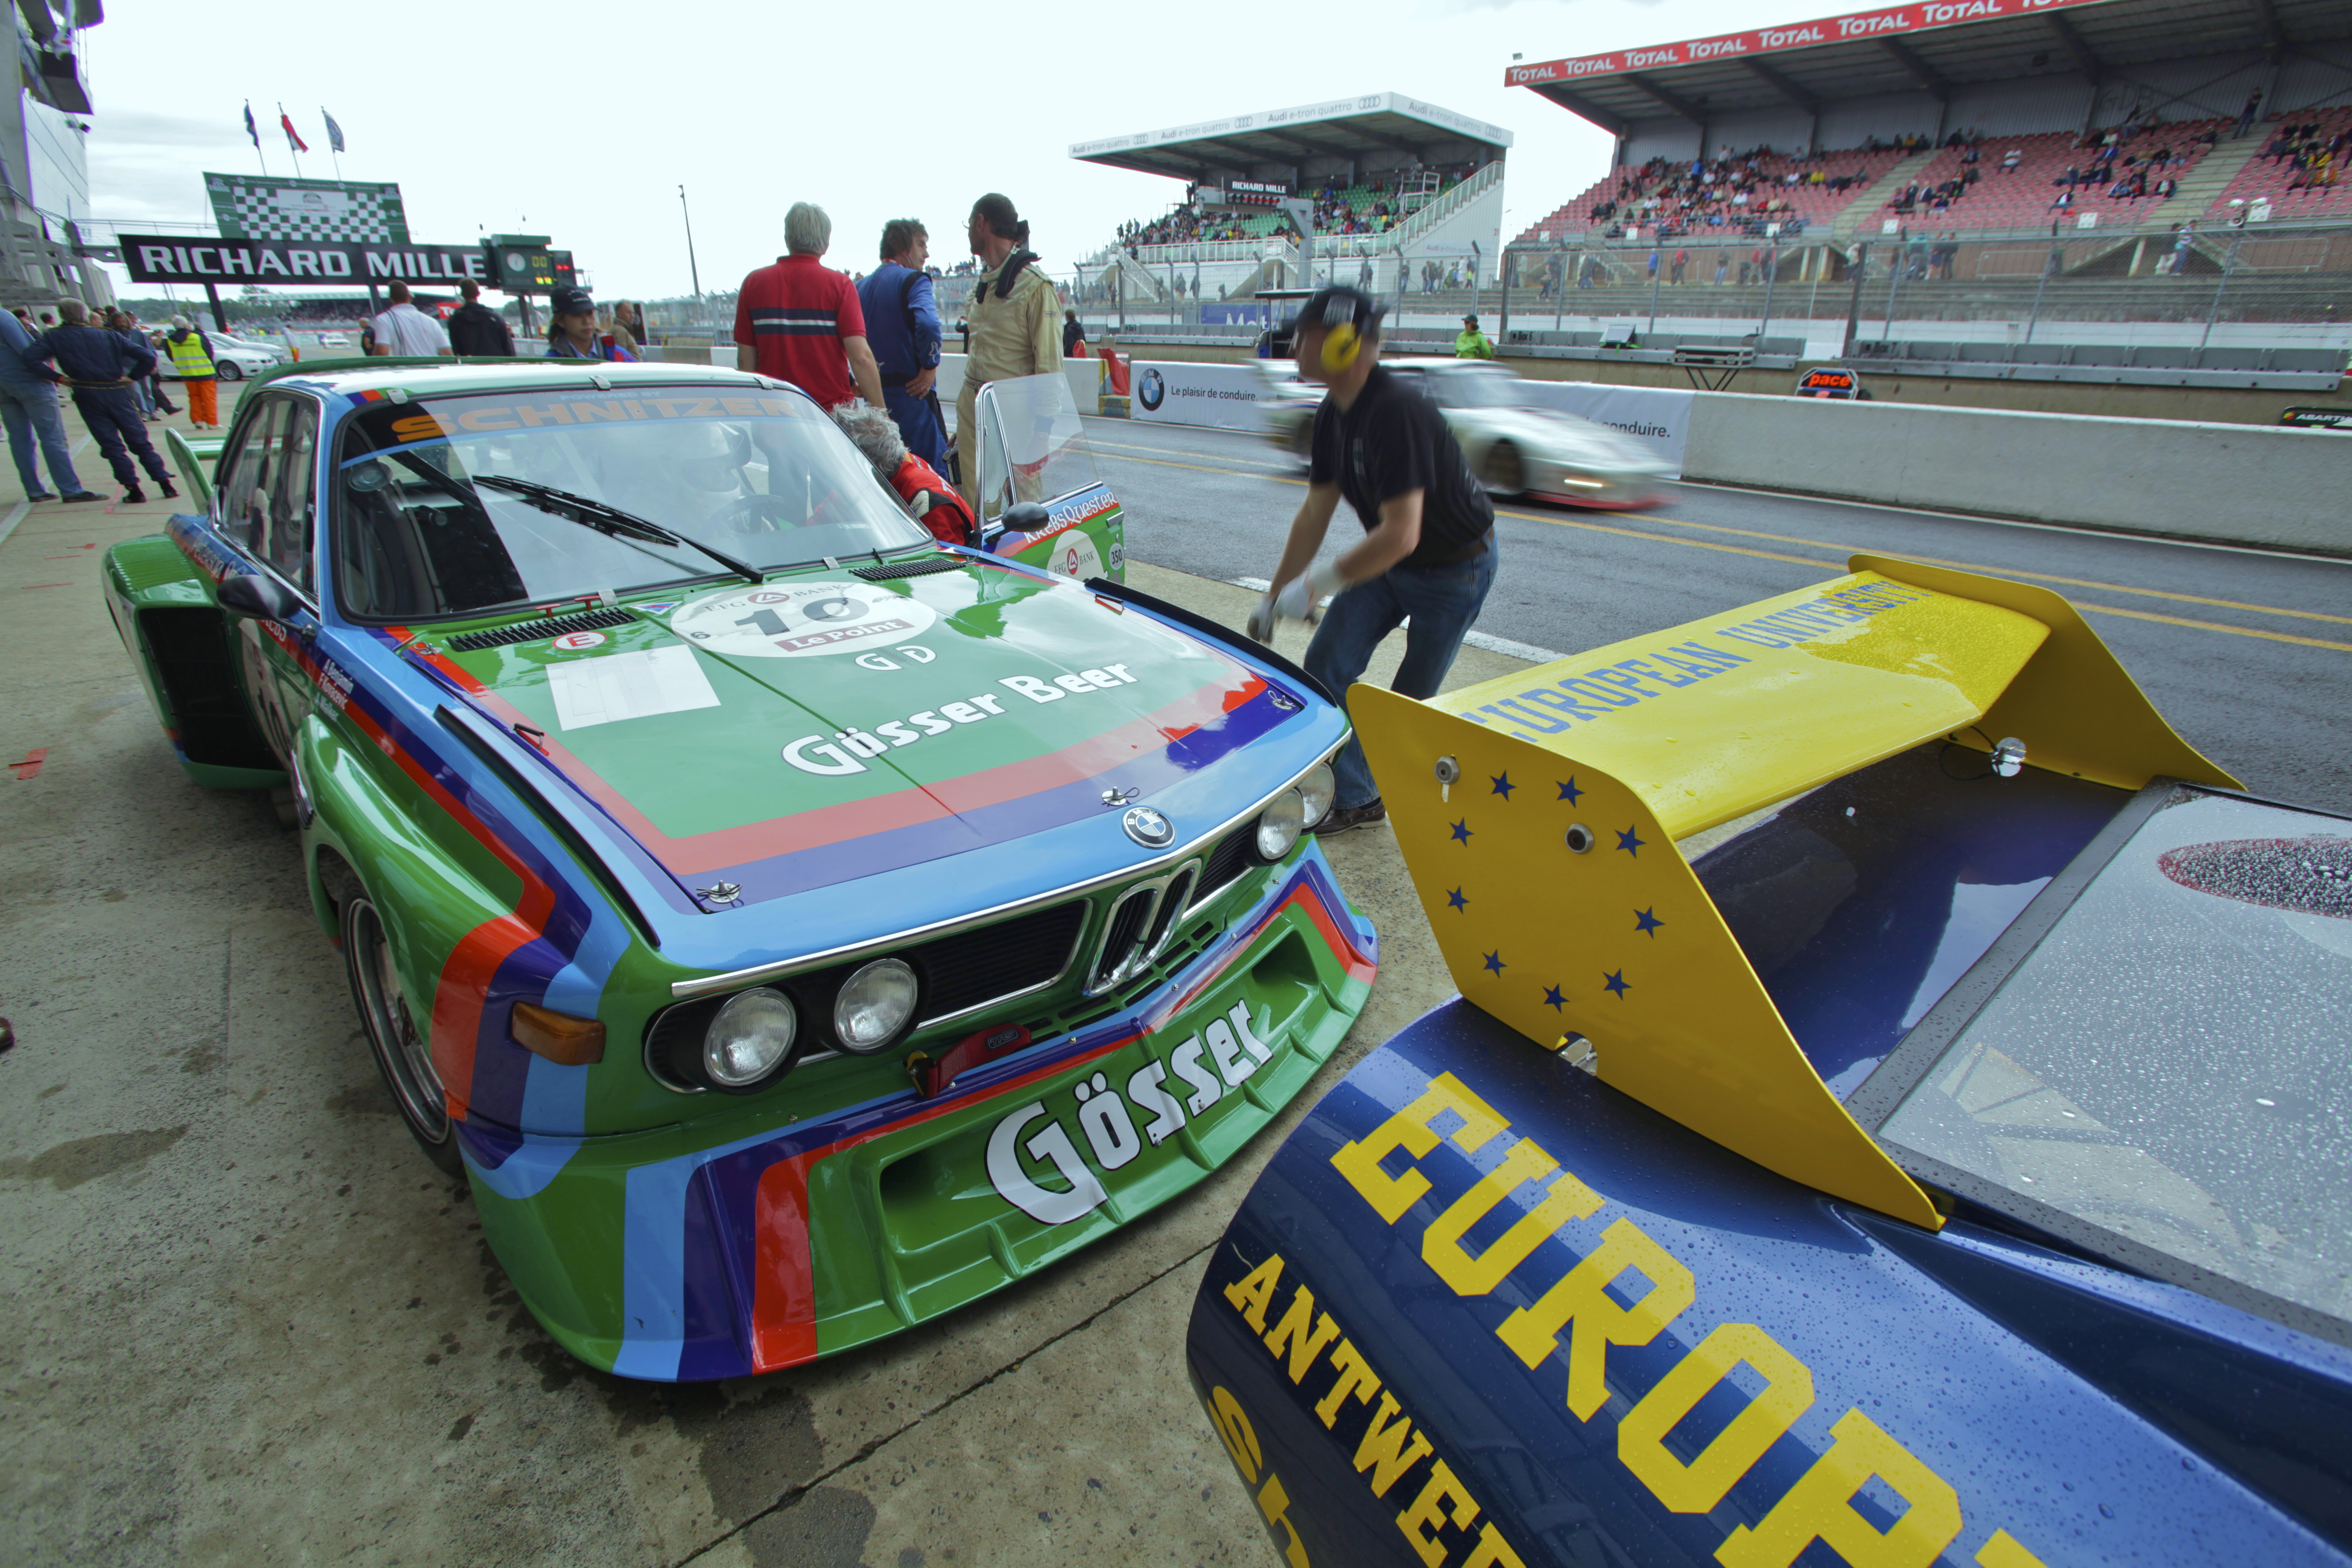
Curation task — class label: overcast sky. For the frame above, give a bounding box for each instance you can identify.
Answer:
[83,0,1856,300]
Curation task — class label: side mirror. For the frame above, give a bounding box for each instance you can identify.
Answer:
[1000,502,1050,534]
[218,573,299,623]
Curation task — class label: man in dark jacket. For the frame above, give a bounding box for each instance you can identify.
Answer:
[26,299,176,503]
[446,281,515,356]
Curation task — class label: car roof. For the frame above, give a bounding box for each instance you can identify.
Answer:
[243,358,773,402]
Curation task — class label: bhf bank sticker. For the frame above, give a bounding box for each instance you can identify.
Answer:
[668,582,939,658]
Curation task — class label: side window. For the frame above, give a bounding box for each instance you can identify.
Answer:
[214,399,285,557]
[266,402,319,593]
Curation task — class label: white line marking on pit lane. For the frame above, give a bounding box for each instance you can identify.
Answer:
[1228,577,1562,661]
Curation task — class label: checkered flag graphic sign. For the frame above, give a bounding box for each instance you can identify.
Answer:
[204,173,411,245]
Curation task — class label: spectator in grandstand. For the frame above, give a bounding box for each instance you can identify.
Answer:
[953,192,1061,509]
[1248,286,1496,837]
[1647,248,1660,284]
[0,304,98,502]
[162,316,221,431]
[545,286,637,361]
[366,282,452,358]
[855,218,948,470]
[2001,148,2023,173]
[1714,252,1729,285]
[735,201,886,411]
[446,280,515,357]
[1671,248,1688,285]
[26,300,176,505]
[2235,88,2263,138]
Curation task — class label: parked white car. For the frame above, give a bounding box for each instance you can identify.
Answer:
[1261,356,1673,510]
[159,332,284,382]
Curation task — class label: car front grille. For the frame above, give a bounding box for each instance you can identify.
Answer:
[1088,885,1158,993]
[909,900,1088,1024]
[1197,826,1259,903]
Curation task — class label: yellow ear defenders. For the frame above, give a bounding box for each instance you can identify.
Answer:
[1320,296,1362,373]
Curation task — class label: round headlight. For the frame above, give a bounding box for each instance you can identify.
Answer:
[703,987,798,1089]
[1256,789,1306,861]
[1296,763,1336,829]
[834,958,919,1054]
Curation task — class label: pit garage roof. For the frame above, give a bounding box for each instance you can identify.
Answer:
[1070,92,1513,182]
[1508,0,2352,132]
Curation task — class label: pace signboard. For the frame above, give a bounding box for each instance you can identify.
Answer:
[118,235,490,287]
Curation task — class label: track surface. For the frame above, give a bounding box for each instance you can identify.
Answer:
[1085,415,2352,811]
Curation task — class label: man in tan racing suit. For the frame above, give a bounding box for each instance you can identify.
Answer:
[954,192,1063,513]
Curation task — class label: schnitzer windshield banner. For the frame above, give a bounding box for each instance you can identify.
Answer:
[1510,0,2115,85]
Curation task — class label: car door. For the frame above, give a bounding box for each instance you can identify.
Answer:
[216,393,324,766]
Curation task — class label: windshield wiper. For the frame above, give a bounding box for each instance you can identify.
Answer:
[474,475,761,584]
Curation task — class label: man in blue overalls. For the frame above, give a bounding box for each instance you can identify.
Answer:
[855,219,949,470]
[26,300,175,504]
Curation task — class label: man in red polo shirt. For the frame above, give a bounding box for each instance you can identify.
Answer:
[734,201,887,410]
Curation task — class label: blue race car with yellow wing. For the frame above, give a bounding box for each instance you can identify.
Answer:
[1186,559,2352,1567]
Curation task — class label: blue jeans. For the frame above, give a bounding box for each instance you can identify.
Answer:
[0,376,82,495]
[1304,539,1501,809]
[884,386,949,469]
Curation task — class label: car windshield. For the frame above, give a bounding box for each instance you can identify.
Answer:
[331,382,928,621]
[1878,787,2352,1334]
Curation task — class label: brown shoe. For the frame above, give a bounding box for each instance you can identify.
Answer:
[1313,797,1387,835]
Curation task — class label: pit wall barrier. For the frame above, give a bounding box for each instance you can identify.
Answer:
[1679,394,2345,554]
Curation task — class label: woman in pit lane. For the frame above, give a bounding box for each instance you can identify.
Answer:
[544,284,639,362]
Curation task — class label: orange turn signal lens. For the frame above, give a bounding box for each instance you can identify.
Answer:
[511,1002,605,1066]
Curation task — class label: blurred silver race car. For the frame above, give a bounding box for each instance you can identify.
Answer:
[1259,357,1673,510]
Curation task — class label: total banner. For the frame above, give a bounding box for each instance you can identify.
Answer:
[1517,382,1695,476]
[1509,0,2112,87]
[1130,361,1269,432]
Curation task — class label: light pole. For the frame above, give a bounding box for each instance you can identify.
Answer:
[679,184,704,313]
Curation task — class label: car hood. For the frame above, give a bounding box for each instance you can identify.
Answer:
[426,564,1295,907]
[1470,407,1672,473]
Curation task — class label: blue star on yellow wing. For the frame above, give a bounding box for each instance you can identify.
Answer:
[1634,907,1664,936]
[1491,772,1514,799]
[1483,950,1506,976]
[1543,985,1567,1010]
[1451,818,1473,845]
[1558,777,1584,805]
[1603,970,1631,998]
[1615,826,1645,856]
[1447,887,1468,911]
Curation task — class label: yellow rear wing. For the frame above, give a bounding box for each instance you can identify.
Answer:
[1353,555,2235,1230]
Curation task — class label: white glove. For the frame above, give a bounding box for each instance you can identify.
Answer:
[1273,561,1346,622]
[1245,593,1275,642]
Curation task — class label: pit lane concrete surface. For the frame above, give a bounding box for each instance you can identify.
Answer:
[1090,415,2352,810]
[0,384,1539,1568]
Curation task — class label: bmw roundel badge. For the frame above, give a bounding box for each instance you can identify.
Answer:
[1137,368,1165,412]
[1122,805,1175,848]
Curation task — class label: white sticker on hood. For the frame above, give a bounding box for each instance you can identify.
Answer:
[545,645,721,730]
[668,581,939,658]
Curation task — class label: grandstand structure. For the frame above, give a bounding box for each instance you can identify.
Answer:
[1507,0,2350,251]
[1479,0,2352,379]
[1069,93,1513,302]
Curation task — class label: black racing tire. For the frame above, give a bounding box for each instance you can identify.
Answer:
[1481,442,1526,496]
[216,360,245,382]
[341,889,464,1175]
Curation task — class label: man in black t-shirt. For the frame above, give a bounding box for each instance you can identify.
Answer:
[1248,286,1498,834]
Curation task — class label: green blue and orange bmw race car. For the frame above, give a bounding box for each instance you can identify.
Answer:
[108,356,1374,1380]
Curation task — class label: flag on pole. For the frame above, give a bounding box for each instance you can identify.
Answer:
[243,101,259,148]
[280,111,309,154]
[322,109,345,154]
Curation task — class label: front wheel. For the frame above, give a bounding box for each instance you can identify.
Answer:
[1480,441,1526,495]
[216,360,244,382]
[342,890,464,1174]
